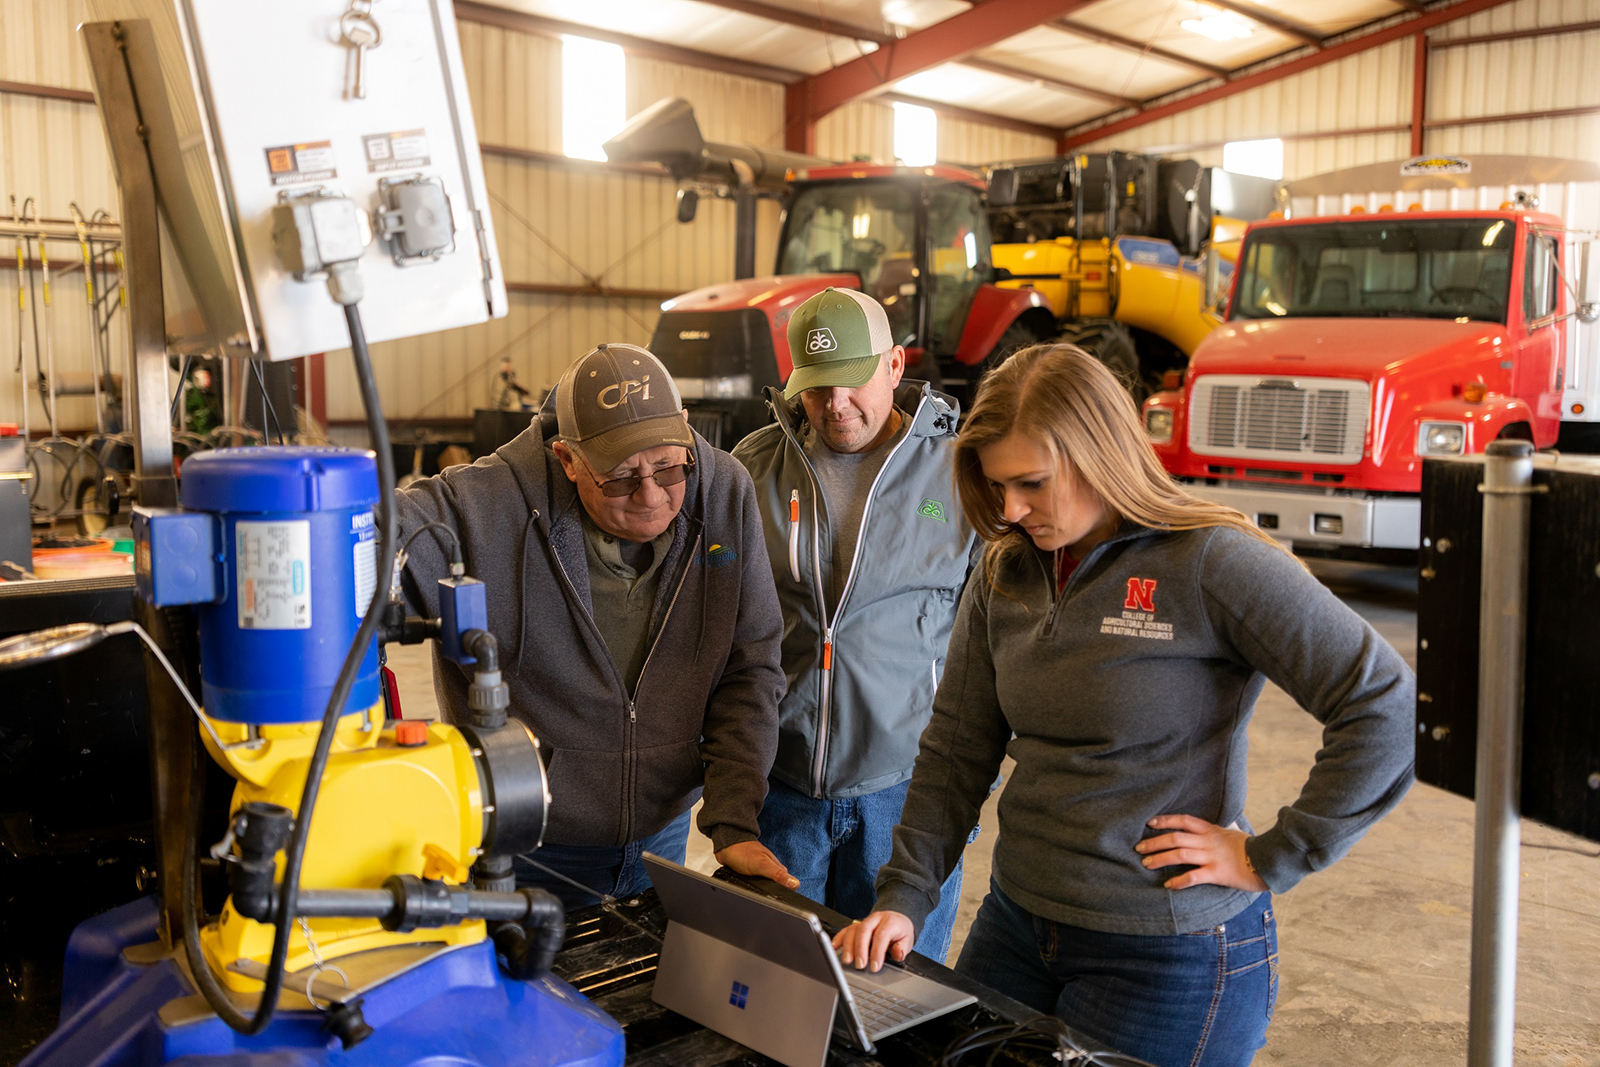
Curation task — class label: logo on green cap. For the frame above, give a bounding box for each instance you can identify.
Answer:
[805,328,837,355]
[918,498,947,522]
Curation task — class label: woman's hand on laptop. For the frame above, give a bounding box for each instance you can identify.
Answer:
[715,839,801,890]
[832,910,913,972]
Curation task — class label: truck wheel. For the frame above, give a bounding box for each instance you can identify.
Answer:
[1057,321,1144,402]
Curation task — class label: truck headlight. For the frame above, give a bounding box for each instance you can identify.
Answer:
[1418,421,1466,455]
[1145,408,1174,443]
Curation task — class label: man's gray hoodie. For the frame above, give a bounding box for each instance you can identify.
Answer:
[875,523,1415,936]
[396,414,786,852]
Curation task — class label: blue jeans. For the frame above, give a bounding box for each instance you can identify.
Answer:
[955,879,1277,1067]
[758,777,973,964]
[514,809,693,911]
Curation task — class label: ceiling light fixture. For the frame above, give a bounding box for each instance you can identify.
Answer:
[1181,13,1254,41]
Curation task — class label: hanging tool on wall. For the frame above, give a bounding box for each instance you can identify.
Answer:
[11,195,29,444]
[70,202,107,436]
[37,218,58,442]
[19,199,51,436]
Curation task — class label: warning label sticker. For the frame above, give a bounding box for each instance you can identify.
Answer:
[265,140,338,186]
[237,520,312,630]
[352,511,377,617]
[363,129,431,173]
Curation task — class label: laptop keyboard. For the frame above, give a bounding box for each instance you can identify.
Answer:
[844,976,924,1032]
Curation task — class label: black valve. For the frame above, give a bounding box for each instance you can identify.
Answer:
[324,997,375,1049]
[230,802,293,922]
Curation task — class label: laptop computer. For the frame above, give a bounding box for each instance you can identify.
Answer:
[641,853,977,1067]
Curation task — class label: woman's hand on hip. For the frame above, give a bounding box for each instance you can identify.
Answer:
[831,910,914,972]
[1136,814,1269,892]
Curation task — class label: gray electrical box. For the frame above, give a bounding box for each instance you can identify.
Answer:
[86,0,506,360]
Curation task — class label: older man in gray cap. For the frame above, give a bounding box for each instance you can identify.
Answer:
[398,342,795,908]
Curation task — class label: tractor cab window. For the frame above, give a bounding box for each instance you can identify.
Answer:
[925,184,990,354]
[778,183,918,345]
[1233,217,1514,324]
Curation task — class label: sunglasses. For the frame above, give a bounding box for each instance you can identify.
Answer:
[586,454,696,498]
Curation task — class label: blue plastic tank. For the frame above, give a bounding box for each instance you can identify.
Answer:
[19,896,626,1067]
[178,447,380,724]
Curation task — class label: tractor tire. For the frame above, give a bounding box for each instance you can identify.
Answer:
[1056,321,1145,403]
[961,322,1041,407]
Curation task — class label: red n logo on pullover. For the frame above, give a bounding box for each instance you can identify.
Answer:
[1124,577,1158,612]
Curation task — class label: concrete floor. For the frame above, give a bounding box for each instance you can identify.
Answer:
[386,558,1600,1065]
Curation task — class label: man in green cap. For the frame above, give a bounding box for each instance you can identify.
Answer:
[733,288,979,962]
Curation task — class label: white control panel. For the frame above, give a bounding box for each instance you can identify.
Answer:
[89,0,506,360]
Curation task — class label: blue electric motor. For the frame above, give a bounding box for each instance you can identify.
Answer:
[134,446,381,723]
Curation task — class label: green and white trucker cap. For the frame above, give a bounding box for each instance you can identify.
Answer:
[784,287,893,400]
[555,343,693,473]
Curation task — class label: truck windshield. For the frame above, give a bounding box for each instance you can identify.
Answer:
[778,182,918,343]
[1233,217,1514,324]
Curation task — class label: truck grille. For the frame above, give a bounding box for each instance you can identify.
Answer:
[1188,375,1369,465]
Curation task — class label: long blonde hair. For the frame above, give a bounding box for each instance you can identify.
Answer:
[955,344,1293,588]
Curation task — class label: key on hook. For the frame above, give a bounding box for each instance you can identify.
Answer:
[339,9,381,100]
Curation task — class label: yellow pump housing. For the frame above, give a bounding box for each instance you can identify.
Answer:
[199,705,491,990]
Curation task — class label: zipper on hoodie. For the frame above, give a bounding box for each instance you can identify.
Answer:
[788,489,801,583]
[782,404,920,797]
[544,520,699,843]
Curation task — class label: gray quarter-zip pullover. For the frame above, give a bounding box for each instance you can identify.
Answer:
[875,523,1415,936]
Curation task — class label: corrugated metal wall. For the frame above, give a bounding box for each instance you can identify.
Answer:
[938,115,1054,167]
[1075,38,1416,177]
[816,100,896,164]
[0,0,125,431]
[1429,0,1600,160]
[1078,0,1600,178]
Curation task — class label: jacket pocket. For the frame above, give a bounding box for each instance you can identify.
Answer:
[542,746,623,846]
[634,739,706,831]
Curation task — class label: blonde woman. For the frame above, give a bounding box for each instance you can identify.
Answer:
[834,345,1414,1066]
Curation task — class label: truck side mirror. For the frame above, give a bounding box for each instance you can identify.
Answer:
[988,169,1018,208]
[676,188,699,224]
[1201,247,1227,316]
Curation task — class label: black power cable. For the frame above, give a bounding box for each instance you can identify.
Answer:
[178,301,397,1033]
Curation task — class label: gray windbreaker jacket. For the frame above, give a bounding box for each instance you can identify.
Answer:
[875,523,1415,936]
[396,413,785,851]
[732,381,977,799]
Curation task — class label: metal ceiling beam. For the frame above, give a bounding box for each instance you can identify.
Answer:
[1061,0,1520,150]
[1049,19,1231,79]
[1389,0,1428,11]
[1430,18,1600,48]
[452,0,802,84]
[785,0,1094,150]
[1410,31,1428,155]
[959,56,1138,108]
[877,92,1062,141]
[687,0,894,45]
[1203,0,1324,48]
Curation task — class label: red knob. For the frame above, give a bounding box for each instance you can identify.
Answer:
[394,720,429,747]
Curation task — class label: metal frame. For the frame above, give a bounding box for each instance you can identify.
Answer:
[82,19,192,953]
[1468,441,1537,1067]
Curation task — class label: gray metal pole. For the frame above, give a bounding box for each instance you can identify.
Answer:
[1467,439,1536,1067]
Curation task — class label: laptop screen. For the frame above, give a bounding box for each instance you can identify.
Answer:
[642,853,839,985]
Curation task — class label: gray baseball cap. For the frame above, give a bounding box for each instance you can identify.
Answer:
[784,287,893,399]
[555,343,693,473]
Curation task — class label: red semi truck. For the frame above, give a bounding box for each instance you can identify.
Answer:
[1142,156,1599,558]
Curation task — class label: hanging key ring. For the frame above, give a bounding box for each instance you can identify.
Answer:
[339,8,381,48]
